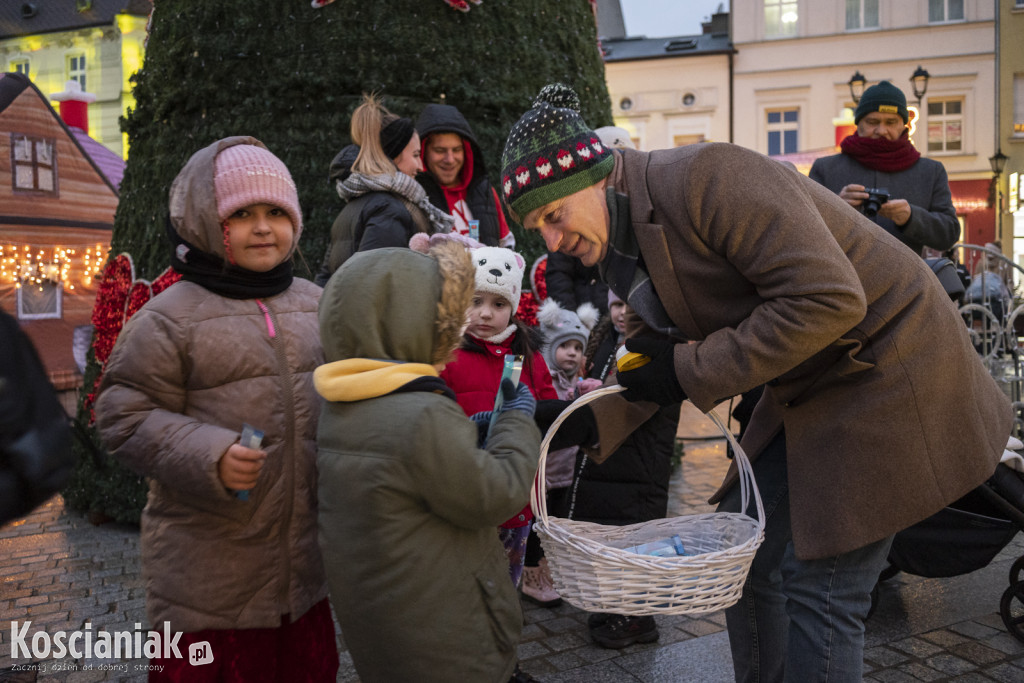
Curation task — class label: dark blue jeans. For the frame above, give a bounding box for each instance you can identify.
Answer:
[717,431,893,682]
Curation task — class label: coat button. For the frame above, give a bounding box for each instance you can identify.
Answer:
[496,349,504,355]
[518,514,525,521]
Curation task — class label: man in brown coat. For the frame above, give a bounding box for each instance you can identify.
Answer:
[500,84,1012,681]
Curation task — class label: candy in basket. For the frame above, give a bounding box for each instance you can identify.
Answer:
[529,385,765,616]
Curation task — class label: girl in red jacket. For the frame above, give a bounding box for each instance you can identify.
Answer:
[439,246,557,587]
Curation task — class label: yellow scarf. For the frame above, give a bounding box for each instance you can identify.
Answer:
[314,358,438,402]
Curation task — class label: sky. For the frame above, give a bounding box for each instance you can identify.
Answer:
[619,0,730,38]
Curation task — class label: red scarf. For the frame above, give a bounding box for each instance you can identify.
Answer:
[840,131,921,173]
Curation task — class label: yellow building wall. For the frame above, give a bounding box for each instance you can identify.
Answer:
[1,14,148,159]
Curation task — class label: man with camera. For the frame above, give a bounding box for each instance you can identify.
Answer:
[810,80,959,256]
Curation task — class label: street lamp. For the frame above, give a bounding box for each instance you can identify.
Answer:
[848,71,867,104]
[910,65,930,106]
[990,149,1009,243]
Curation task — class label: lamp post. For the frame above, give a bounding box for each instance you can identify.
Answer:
[848,71,867,104]
[910,65,930,107]
[990,149,1009,244]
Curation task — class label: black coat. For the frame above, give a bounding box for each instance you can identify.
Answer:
[415,104,503,246]
[545,251,609,315]
[568,318,676,526]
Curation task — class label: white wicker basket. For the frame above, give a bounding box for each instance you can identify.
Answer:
[530,385,765,616]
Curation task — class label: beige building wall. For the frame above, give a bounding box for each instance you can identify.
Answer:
[604,53,732,151]
[731,0,995,185]
[1,14,147,158]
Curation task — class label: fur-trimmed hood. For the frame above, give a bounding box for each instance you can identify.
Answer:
[315,243,474,400]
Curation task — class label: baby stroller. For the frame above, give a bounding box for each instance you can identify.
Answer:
[871,456,1024,642]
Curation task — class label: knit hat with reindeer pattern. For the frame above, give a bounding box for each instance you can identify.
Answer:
[500,83,614,222]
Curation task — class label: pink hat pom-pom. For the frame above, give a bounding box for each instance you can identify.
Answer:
[409,232,432,253]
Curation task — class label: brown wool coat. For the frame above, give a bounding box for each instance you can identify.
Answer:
[589,144,1011,560]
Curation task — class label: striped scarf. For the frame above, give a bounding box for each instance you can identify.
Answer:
[337,172,455,235]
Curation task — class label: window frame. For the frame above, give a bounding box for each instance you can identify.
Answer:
[66,53,87,91]
[16,281,64,321]
[928,0,965,23]
[9,59,30,77]
[925,97,965,154]
[10,134,59,196]
[845,0,879,31]
[764,0,799,38]
[1014,73,1024,138]
[766,107,800,156]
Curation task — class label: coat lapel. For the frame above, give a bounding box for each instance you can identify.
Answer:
[618,150,701,338]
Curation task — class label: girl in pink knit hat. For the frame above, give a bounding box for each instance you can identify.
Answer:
[95,137,337,682]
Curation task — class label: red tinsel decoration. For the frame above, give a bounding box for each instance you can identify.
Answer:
[531,256,548,302]
[84,258,184,423]
[517,291,539,327]
[91,254,136,367]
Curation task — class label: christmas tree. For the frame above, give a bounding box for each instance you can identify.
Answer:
[64,0,612,522]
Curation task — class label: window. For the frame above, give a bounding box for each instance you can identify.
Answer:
[929,0,964,22]
[673,134,705,147]
[67,54,86,91]
[11,134,57,195]
[767,109,799,156]
[846,0,879,29]
[9,59,29,77]
[17,281,63,320]
[764,0,798,37]
[1014,74,1024,137]
[926,99,963,153]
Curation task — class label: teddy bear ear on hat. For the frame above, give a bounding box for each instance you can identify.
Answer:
[576,301,600,331]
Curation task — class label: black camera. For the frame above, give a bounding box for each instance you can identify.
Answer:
[862,187,890,218]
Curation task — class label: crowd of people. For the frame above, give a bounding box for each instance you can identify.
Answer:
[2,78,1007,683]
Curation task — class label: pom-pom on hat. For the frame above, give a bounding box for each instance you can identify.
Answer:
[500,83,615,222]
[214,144,303,234]
[538,298,599,371]
[854,80,909,124]
[471,246,526,313]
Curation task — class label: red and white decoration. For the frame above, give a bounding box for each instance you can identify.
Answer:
[535,156,553,179]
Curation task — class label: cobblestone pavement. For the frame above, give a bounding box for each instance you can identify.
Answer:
[2,403,1024,682]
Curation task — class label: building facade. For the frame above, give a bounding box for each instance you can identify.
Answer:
[602,12,734,151]
[602,1,999,250]
[0,0,151,159]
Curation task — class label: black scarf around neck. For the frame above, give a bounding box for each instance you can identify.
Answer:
[165,217,293,299]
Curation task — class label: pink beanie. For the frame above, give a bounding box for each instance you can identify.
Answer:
[214,144,302,234]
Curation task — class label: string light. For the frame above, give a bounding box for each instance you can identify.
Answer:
[0,241,108,291]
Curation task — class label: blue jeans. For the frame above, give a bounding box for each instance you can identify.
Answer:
[717,431,893,683]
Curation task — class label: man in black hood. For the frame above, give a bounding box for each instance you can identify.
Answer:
[416,103,515,248]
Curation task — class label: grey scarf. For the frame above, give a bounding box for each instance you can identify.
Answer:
[337,172,455,235]
[599,186,684,340]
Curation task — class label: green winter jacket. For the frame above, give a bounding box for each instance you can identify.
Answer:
[315,247,540,683]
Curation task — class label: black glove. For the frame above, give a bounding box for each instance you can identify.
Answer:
[534,399,571,434]
[497,378,536,417]
[617,337,687,405]
[534,399,598,450]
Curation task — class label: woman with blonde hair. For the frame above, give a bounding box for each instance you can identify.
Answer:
[318,94,454,281]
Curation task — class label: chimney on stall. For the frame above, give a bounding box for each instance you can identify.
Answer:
[50,80,96,131]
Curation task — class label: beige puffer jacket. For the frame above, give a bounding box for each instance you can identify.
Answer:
[95,137,327,632]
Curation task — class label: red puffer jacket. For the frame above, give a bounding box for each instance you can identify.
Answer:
[440,331,557,527]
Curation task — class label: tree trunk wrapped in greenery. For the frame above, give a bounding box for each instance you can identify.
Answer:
[64,0,612,522]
